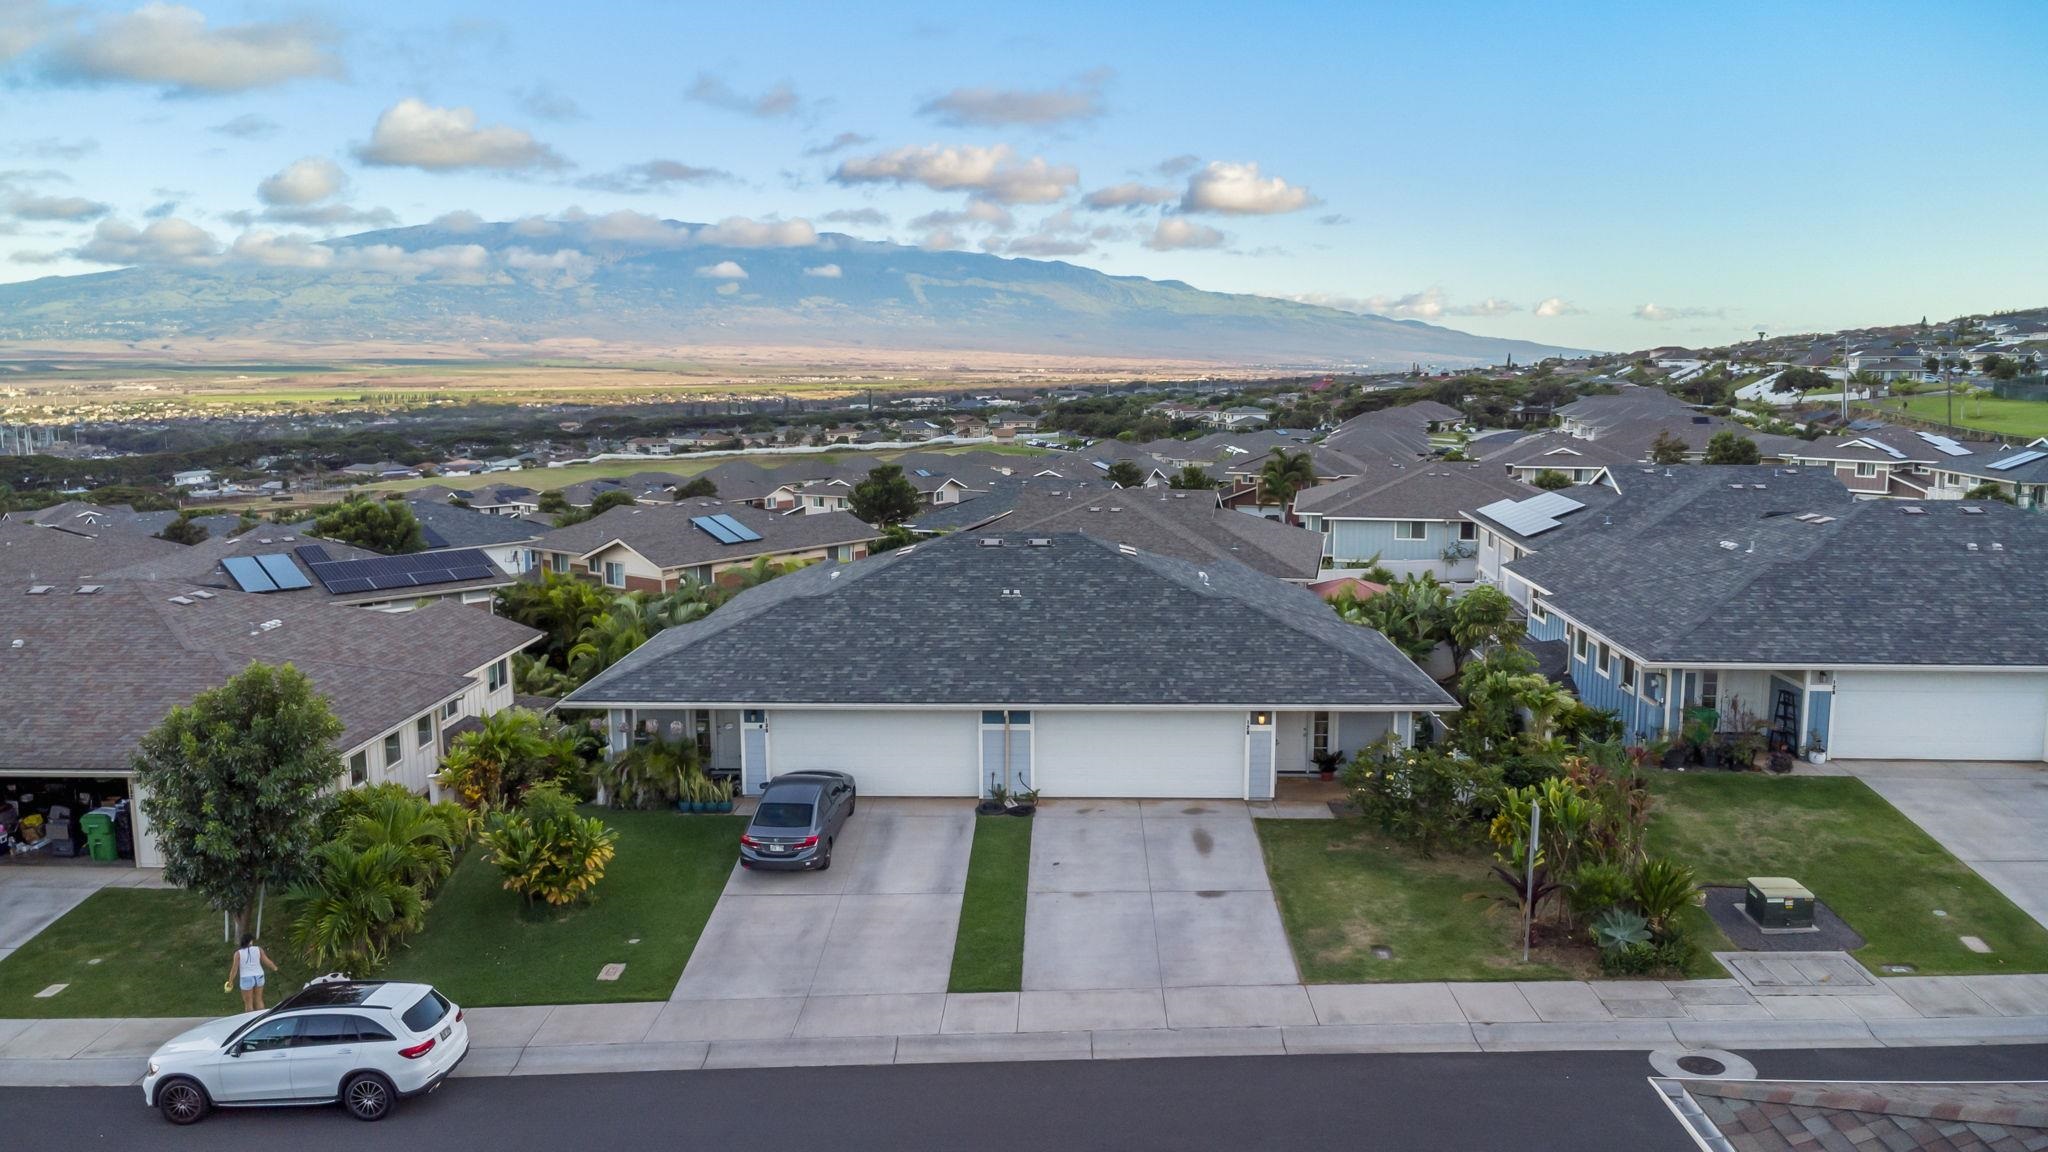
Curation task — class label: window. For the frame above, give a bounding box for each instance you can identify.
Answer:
[417,715,433,748]
[400,990,452,1035]
[551,553,567,574]
[1312,711,1331,757]
[1855,462,1877,478]
[1459,521,1477,541]
[1699,670,1720,711]
[489,658,509,691]
[1528,599,1548,624]
[1597,642,1611,675]
[349,750,368,787]
[743,709,765,724]
[1572,629,1588,660]
[981,710,1032,725]
[603,561,625,588]
[1620,656,1638,691]
[237,1017,299,1053]
[297,1014,352,1047]
[348,1016,395,1043]
[1395,520,1427,541]
[384,731,402,767]
[443,699,460,720]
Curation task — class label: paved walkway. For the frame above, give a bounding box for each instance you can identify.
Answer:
[6,972,2046,1086]
[1844,760,2048,931]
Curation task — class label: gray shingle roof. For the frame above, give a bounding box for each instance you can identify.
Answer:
[0,581,539,772]
[1470,465,1852,550]
[980,488,1325,581]
[1508,497,2047,666]
[0,522,186,585]
[565,531,1455,710]
[407,499,547,550]
[528,500,880,570]
[1294,462,1537,520]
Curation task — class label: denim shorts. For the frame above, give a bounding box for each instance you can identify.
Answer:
[238,973,265,991]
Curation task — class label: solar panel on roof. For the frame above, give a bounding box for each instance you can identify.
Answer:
[1987,450,2047,471]
[295,544,332,564]
[1519,491,1585,518]
[325,577,376,594]
[254,553,310,590]
[1914,431,1973,457]
[709,513,762,542]
[222,555,279,593]
[1858,438,1907,459]
[299,546,497,594]
[690,515,744,544]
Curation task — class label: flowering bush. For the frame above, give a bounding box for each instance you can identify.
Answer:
[1342,743,1500,857]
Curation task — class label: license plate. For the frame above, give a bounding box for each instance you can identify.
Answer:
[440,1026,451,1040]
[768,844,787,853]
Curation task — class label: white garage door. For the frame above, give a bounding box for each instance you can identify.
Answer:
[1830,671,2048,761]
[768,709,978,796]
[1033,710,1247,798]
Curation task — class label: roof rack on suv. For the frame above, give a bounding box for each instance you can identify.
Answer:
[273,979,390,1012]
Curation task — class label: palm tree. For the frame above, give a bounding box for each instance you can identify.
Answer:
[344,793,456,893]
[1333,573,1450,664]
[289,840,425,972]
[567,610,648,684]
[438,707,576,810]
[1257,449,1318,519]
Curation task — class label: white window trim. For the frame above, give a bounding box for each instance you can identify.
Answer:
[1395,520,1428,541]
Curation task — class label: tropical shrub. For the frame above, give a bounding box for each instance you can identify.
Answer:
[1343,743,1500,857]
[1600,940,1659,976]
[1633,856,1698,936]
[436,707,584,812]
[1566,861,1634,924]
[1591,907,1650,952]
[341,790,461,894]
[288,840,426,972]
[480,782,618,907]
[597,736,701,810]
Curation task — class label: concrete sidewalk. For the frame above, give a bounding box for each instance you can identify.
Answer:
[8,972,2047,1087]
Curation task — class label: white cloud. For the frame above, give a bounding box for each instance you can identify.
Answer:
[1286,289,1444,320]
[918,71,1109,127]
[820,207,888,227]
[209,113,279,140]
[228,229,332,268]
[8,136,96,160]
[354,98,567,172]
[1180,161,1316,215]
[993,232,1091,257]
[7,192,110,220]
[695,259,747,279]
[40,3,342,95]
[715,281,741,295]
[1081,182,1176,210]
[74,215,220,265]
[11,249,66,264]
[503,245,596,279]
[513,82,585,122]
[804,132,873,157]
[261,202,397,227]
[693,215,817,247]
[909,200,1014,232]
[576,159,731,194]
[568,208,690,247]
[1143,217,1225,251]
[430,209,485,232]
[833,144,1077,205]
[802,263,842,278]
[336,242,491,278]
[1154,154,1201,177]
[508,215,558,237]
[918,227,963,251]
[257,157,344,206]
[1449,297,1521,318]
[1634,302,1724,321]
[1532,296,1583,318]
[1,0,64,64]
[686,73,804,118]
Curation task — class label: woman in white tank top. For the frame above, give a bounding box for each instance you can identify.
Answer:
[228,932,279,1011]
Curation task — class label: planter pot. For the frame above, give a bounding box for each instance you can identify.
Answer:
[1318,770,1337,782]
[1007,804,1037,818]
[1700,747,1722,769]
[718,801,735,814]
[975,801,1007,816]
[1661,747,1687,769]
[1807,750,1827,765]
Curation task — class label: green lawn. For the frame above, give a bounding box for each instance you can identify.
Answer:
[0,808,744,1017]
[0,887,321,1019]
[1648,774,2048,975]
[1257,819,1590,983]
[370,443,1050,496]
[384,809,743,1005]
[1875,394,2048,439]
[948,816,1032,993]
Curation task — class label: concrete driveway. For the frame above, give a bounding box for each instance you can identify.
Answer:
[1023,800,1298,993]
[0,866,162,962]
[1845,760,2048,930]
[663,799,972,1036]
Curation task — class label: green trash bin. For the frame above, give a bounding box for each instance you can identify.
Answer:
[80,811,117,862]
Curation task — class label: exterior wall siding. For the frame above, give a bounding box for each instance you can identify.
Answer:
[1326,518,1478,580]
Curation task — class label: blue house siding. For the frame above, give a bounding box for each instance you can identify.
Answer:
[1525,607,1566,642]
[1324,518,1462,564]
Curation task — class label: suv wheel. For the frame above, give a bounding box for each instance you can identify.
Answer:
[342,1072,395,1122]
[156,1077,209,1125]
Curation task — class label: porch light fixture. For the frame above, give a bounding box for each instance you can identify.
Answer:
[1251,711,1273,727]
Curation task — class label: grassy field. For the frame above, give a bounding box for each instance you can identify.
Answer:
[1257,819,1594,983]
[1647,773,2048,975]
[948,815,1033,993]
[1876,394,2048,439]
[366,443,1050,496]
[0,887,320,1019]
[384,809,743,1006]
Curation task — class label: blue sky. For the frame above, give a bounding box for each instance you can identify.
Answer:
[2,0,2044,351]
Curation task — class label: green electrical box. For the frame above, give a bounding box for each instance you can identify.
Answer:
[1745,876,1815,930]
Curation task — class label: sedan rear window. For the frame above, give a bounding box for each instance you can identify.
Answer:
[753,801,814,829]
[400,990,452,1034]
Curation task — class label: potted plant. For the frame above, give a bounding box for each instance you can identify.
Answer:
[976,782,1009,817]
[1311,750,1344,782]
[1681,707,1719,768]
[1655,738,1686,769]
[1009,787,1039,817]
[1767,748,1794,774]
[1803,737,1827,766]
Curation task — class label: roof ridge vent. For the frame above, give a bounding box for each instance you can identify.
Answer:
[1117,543,1138,556]
[260,619,282,630]
[1966,542,1979,551]
[1718,540,1739,550]
[1026,538,1052,547]
[27,585,51,594]
[76,584,101,594]
[1990,542,2004,551]
[977,537,1004,547]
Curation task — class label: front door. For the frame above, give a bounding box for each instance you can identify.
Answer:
[220,1017,300,1101]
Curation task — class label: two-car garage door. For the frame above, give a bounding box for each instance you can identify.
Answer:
[763,708,1254,797]
[1829,671,2048,762]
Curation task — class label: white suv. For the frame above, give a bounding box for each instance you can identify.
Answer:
[143,979,469,1125]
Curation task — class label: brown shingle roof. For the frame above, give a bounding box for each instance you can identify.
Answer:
[528,501,880,570]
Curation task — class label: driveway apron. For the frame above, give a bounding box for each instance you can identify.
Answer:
[1023,799,1298,992]
[1844,760,2048,931]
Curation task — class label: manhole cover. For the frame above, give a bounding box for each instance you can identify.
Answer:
[1676,1055,1727,1076]
[1370,945,1393,960]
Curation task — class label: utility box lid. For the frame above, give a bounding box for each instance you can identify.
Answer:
[1747,876,1813,900]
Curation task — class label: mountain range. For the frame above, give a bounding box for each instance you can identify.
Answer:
[0,219,1581,368]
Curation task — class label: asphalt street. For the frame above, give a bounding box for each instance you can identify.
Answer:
[13,1045,2045,1152]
